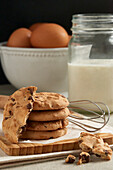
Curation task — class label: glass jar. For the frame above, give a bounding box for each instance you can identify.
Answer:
[68,14,113,112]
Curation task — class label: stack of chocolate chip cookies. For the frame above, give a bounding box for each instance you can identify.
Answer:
[2,87,70,143]
[21,92,70,140]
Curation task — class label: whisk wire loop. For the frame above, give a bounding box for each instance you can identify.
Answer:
[68,100,110,132]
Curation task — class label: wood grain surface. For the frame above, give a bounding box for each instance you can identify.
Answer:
[0,133,113,156]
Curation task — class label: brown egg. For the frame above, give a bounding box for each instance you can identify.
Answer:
[7,28,32,48]
[29,23,44,31]
[30,23,69,48]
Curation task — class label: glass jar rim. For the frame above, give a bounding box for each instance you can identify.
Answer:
[72,13,113,34]
[72,13,113,22]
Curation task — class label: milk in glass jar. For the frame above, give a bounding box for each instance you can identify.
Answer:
[68,14,113,112]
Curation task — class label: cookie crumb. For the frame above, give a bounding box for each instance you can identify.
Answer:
[77,152,90,165]
[65,154,76,163]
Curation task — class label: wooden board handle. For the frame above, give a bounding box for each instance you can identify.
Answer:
[0,95,9,109]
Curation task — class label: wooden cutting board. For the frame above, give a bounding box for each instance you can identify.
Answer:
[0,95,113,156]
[0,133,113,156]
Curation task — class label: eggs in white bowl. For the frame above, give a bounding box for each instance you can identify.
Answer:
[0,42,68,93]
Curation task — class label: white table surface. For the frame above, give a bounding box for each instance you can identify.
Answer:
[0,84,113,170]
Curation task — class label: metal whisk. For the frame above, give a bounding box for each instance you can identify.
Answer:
[67,100,110,132]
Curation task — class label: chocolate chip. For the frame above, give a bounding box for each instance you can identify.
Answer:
[13,103,16,106]
[49,137,53,139]
[96,154,101,157]
[11,98,15,102]
[104,150,109,156]
[44,125,47,128]
[28,88,33,95]
[27,103,32,109]
[9,110,13,116]
[4,117,9,120]
[28,96,35,102]
[82,154,89,163]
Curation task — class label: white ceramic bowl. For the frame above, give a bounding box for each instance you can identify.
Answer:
[0,42,68,93]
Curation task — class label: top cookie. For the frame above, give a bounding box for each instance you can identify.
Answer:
[2,86,37,143]
[33,92,69,110]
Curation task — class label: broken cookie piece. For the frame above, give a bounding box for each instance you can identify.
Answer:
[77,152,90,165]
[2,86,37,143]
[78,132,112,160]
[65,154,76,163]
[78,132,102,153]
[93,142,112,160]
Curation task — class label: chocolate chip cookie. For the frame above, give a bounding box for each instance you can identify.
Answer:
[26,119,69,131]
[20,127,67,140]
[33,92,69,110]
[28,107,70,121]
[2,86,37,143]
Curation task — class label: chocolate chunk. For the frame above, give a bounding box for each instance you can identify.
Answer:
[27,103,32,109]
[28,88,33,95]
[49,137,53,139]
[28,96,35,102]
[104,150,109,156]
[11,98,15,102]
[9,110,13,116]
[4,117,9,120]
